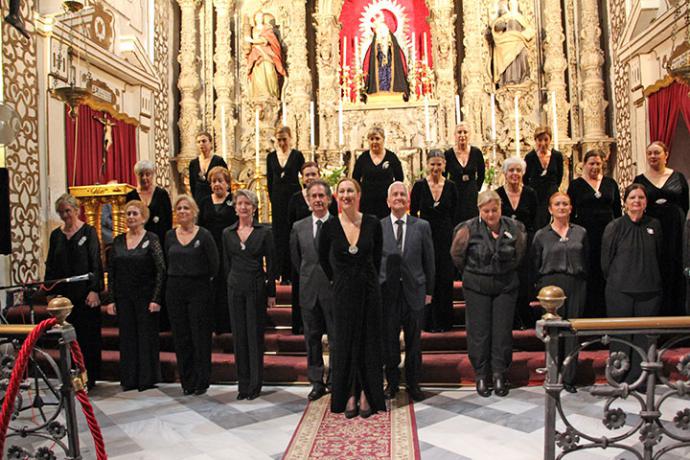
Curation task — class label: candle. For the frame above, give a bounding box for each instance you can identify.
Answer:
[282,101,287,127]
[423,32,428,66]
[354,36,359,72]
[455,95,461,124]
[490,93,496,141]
[338,99,344,146]
[310,101,315,149]
[411,32,416,64]
[551,91,558,150]
[514,95,520,156]
[423,95,431,143]
[342,36,347,69]
[221,105,227,161]
[254,108,260,168]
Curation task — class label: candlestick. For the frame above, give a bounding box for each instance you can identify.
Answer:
[490,93,496,141]
[514,95,520,157]
[282,101,287,127]
[342,36,347,69]
[254,108,260,169]
[221,105,228,162]
[455,95,461,124]
[551,90,558,150]
[423,95,431,143]
[310,101,315,149]
[338,99,343,146]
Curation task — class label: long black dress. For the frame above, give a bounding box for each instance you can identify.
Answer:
[45,224,103,387]
[352,150,404,219]
[318,214,386,414]
[410,179,458,331]
[189,155,228,205]
[125,187,173,244]
[567,177,622,317]
[523,149,564,230]
[198,194,238,333]
[106,231,166,389]
[496,185,538,328]
[444,147,485,224]
[267,149,305,282]
[634,171,689,315]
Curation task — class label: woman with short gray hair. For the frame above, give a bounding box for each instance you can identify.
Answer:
[126,160,172,244]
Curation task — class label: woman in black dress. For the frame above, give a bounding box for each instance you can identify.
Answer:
[126,160,172,244]
[198,166,238,333]
[104,200,166,391]
[165,195,219,396]
[45,193,103,389]
[319,178,385,418]
[567,150,622,317]
[189,132,228,205]
[523,126,564,230]
[222,189,276,400]
[267,127,305,284]
[496,156,538,329]
[444,122,485,224]
[352,126,404,219]
[531,192,588,393]
[602,184,663,384]
[633,141,689,315]
[410,150,458,332]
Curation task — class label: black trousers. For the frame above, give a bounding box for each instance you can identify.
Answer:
[539,273,586,385]
[383,281,424,388]
[229,286,266,394]
[166,277,212,392]
[117,295,161,389]
[302,299,335,385]
[463,278,517,380]
[606,288,661,384]
[67,304,102,385]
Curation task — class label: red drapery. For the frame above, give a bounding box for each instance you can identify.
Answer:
[648,80,690,155]
[65,104,137,187]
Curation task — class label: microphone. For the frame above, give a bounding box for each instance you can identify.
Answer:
[63,273,94,283]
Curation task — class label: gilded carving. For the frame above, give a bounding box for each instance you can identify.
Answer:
[154,0,172,188]
[90,1,115,51]
[542,0,570,151]
[213,0,236,163]
[579,0,608,139]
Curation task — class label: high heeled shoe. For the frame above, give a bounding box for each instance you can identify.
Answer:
[359,406,374,419]
[344,406,359,419]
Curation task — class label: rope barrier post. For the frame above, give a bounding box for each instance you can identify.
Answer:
[55,324,81,459]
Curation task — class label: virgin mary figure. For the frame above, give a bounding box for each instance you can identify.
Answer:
[363,14,410,102]
[488,0,534,88]
[246,12,287,100]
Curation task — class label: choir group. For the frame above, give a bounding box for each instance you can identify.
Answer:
[44,124,689,415]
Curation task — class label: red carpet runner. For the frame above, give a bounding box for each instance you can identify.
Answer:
[283,393,420,460]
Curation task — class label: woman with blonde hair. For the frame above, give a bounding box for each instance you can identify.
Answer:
[444,122,485,224]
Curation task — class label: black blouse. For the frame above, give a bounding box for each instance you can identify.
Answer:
[634,171,689,221]
[106,231,166,305]
[523,150,564,201]
[221,222,276,297]
[266,149,305,199]
[409,179,458,234]
[496,186,538,234]
[444,146,485,223]
[531,224,589,278]
[126,187,173,244]
[601,214,663,293]
[45,224,103,295]
[198,194,238,249]
[567,177,622,228]
[352,150,404,219]
[189,155,228,205]
[318,214,383,281]
[164,227,219,279]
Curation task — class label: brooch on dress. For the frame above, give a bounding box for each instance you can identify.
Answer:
[656,198,667,205]
[194,240,200,248]
[153,216,160,223]
[348,245,359,254]
[540,169,548,177]
[382,161,390,170]
[240,242,246,251]
[647,228,655,235]
[594,191,602,199]
[142,240,150,249]
[78,236,87,246]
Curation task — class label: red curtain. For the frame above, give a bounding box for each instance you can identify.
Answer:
[648,80,690,155]
[65,104,137,187]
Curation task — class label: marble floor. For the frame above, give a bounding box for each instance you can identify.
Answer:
[6,382,690,459]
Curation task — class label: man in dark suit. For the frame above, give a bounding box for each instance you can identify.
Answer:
[290,179,335,401]
[380,181,435,402]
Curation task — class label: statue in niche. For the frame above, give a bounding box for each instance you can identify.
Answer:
[364,12,410,101]
[246,12,287,101]
[487,0,534,88]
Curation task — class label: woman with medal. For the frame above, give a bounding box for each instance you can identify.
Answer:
[222,189,276,400]
[523,126,564,230]
[165,195,219,396]
[567,150,622,317]
[104,200,166,391]
[410,150,458,332]
[189,132,228,205]
[352,126,404,219]
[450,190,526,397]
[198,166,238,334]
[318,178,385,418]
[126,160,173,245]
[531,192,588,393]
[496,156,538,329]
[267,127,305,284]
[444,122,486,224]
[602,184,663,384]
[45,193,103,390]
[633,141,689,315]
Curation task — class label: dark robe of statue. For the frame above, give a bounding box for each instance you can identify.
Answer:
[364,32,410,102]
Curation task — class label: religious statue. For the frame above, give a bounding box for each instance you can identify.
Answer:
[246,12,287,101]
[487,0,535,88]
[94,113,115,174]
[4,0,29,39]
[364,13,410,101]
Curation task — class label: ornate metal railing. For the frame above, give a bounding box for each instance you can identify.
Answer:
[537,293,690,460]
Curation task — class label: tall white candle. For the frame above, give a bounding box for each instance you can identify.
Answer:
[551,90,558,150]
[221,105,228,161]
[490,93,496,141]
[282,101,287,127]
[423,95,431,143]
[254,108,260,168]
[342,36,347,69]
[514,95,520,156]
[455,95,461,124]
[310,101,315,149]
[411,32,416,64]
[338,99,344,146]
[354,36,360,72]
[423,32,429,66]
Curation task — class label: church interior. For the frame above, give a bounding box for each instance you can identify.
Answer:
[0,0,689,459]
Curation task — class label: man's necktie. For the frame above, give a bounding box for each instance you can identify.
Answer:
[396,219,404,252]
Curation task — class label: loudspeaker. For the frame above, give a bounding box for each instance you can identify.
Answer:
[0,168,10,255]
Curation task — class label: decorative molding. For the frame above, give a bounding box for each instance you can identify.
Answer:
[213,0,236,164]
[642,74,677,97]
[542,0,571,148]
[459,0,486,143]
[579,0,608,140]
[89,1,115,51]
[428,3,456,145]
[154,0,172,188]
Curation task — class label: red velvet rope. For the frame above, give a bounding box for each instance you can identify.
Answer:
[0,319,108,459]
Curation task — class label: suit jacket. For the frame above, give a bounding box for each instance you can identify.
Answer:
[379,214,435,310]
[290,214,335,309]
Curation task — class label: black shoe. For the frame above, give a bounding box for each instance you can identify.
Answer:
[384,384,399,400]
[563,384,577,394]
[308,383,327,401]
[345,406,358,419]
[183,388,195,396]
[237,392,248,400]
[194,387,208,396]
[138,384,157,392]
[247,390,261,400]
[493,375,509,397]
[407,386,425,402]
[360,406,373,419]
[476,378,492,398]
[122,385,137,392]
